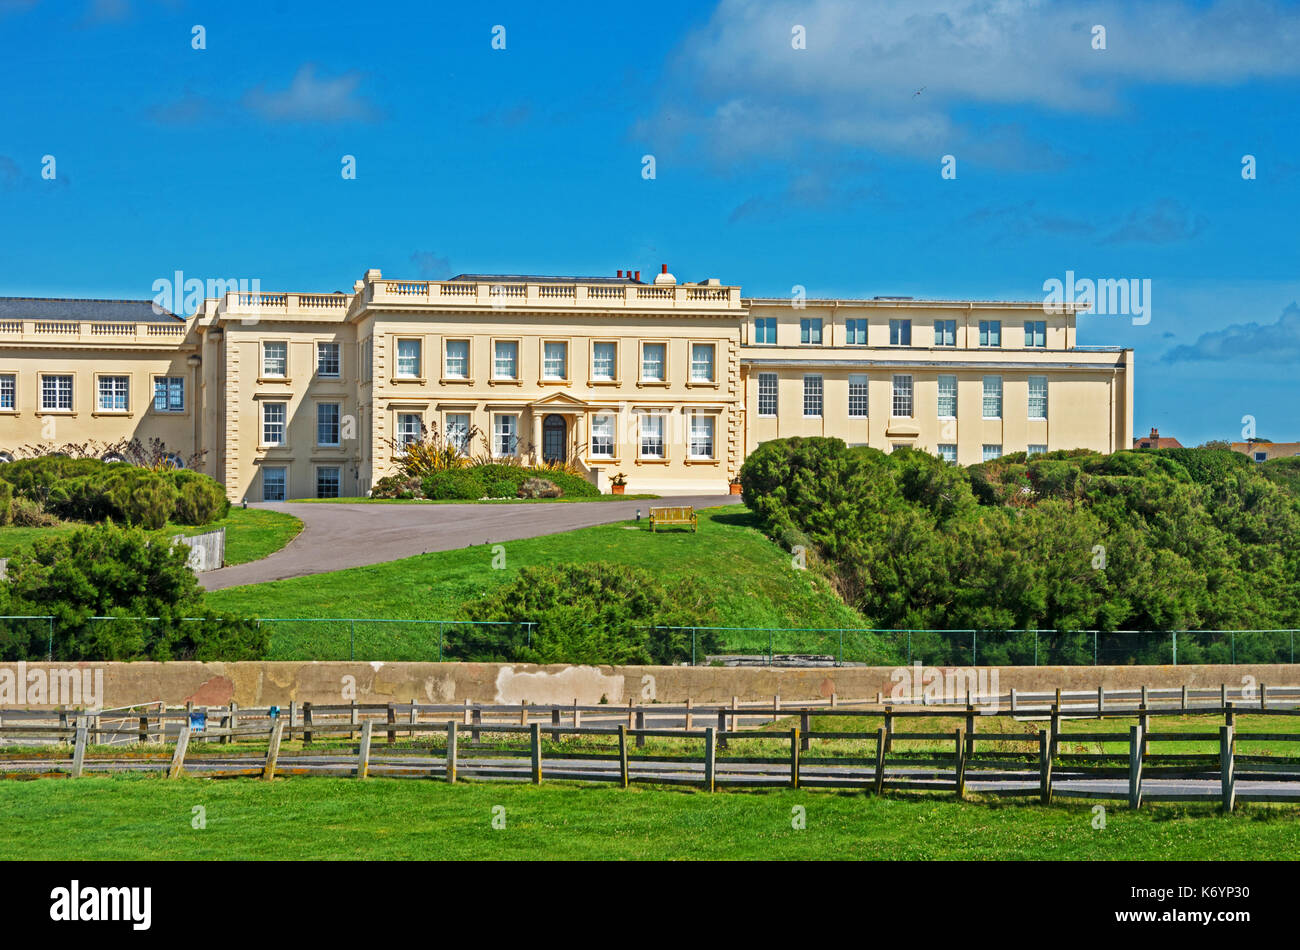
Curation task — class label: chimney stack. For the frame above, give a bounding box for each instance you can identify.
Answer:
[617,270,623,278]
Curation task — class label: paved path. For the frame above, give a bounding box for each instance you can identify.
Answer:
[201,495,737,591]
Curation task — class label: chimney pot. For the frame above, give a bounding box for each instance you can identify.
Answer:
[661,264,668,274]
[634,270,640,282]
[617,270,623,278]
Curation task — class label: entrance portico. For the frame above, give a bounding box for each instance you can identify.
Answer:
[527,391,592,466]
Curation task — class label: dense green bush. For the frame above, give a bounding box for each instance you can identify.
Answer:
[739,438,1300,663]
[10,459,228,528]
[168,470,230,524]
[452,562,718,664]
[421,470,486,500]
[0,523,264,661]
[0,480,11,526]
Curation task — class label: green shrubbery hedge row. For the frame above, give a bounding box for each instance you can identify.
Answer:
[0,457,228,528]
[739,438,1300,663]
[372,464,600,501]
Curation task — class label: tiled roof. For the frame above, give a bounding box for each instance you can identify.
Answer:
[0,297,182,323]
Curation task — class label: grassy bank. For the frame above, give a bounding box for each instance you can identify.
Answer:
[0,506,302,566]
[204,507,872,660]
[0,775,1295,860]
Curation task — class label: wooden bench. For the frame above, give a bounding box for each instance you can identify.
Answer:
[649,506,697,533]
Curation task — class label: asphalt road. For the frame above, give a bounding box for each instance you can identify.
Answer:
[201,495,737,590]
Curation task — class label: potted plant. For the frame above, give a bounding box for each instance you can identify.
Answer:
[610,472,628,495]
[728,475,743,495]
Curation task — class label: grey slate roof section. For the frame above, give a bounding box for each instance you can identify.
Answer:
[447,273,643,285]
[0,297,182,323]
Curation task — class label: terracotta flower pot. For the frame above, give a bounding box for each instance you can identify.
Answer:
[611,484,626,495]
[729,482,743,495]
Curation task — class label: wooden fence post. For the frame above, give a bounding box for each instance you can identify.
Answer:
[1010,687,1017,713]
[703,727,716,792]
[800,711,810,752]
[684,698,693,731]
[1140,713,1150,759]
[303,701,313,746]
[1220,683,1227,708]
[1181,684,1188,710]
[790,727,800,789]
[386,703,396,746]
[1260,683,1268,709]
[883,706,894,753]
[1049,705,1060,759]
[521,700,529,728]
[572,699,581,731]
[357,720,372,779]
[530,722,542,784]
[1128,724,1143,810]
[71,725,88,778]
[1225,701,1235,729]
[229,701,239,743]
[445,720,457,784]
[1097,685,1104,715]
[462,699,471,727]
[965,705,976,758]
[627,698,634,730]
[263,720,284,780]
[1038,730,1053,804]
[168,727,190,779]
[551,706,561,742]
[873,726,886,795]
[773,694,781,724]
[409,698,418,734]
[954,728,966,800]
[617,724,629,788]
[1140,685,1148,709]
[716,709,727,750]
[349,700,357,740]
[287,700,296,741]
[1219,724,1235,813]
[139,714,148,745]
[634,709,645,749]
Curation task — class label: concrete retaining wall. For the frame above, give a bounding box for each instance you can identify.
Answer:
[1,661,1296,709]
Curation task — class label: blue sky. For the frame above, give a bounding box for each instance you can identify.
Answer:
[1,0,1298,444]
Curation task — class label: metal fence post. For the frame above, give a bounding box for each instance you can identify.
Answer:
[972,631,977,666]
[438,622,444,662]
[1093,631,1098,665]
[838,629,844,666]
[48,617,54,661]
[349,619,355,661]
[768,628,773,666]
[1034,630,1039,666]
[907,631,912,665]
[1231,631,1236,664]
[1171,630,1177,665]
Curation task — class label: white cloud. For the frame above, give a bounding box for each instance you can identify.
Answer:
[640,0,1300,164]
[243,65,377,123]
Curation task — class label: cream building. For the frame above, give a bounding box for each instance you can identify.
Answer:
[0,267,1134,500]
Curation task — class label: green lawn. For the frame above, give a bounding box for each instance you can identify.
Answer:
[204,507,874,660]
[0,775,1295,860]
[0,506,302,567]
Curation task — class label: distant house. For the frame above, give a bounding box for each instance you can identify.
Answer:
[1134,427,1183,449]
[1231,441,1300,463]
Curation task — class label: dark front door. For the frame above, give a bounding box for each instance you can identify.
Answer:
[542,414,566,463]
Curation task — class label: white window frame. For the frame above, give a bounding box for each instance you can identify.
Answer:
[799,318,823,345]
[845,319,868,345]
[1028,444,1048,457]
[395,338,422,379]
[757,373,778,417]
[492,413,519,457]
[891,374,913,417]
[937,374,957,419]
[1024,320,1047,348]
[154,376,185,412]
[979,321,1002,348]
[493,340,519,380]
[542,340,568,381]
[688,415,715,460]
[689,343,716,383]
[802,375,823,417]
[937,444,958,464]
[591,341,617,381]
[316,466,341,499]
[982,444,1003,462]
[445,413,470,453]
[982,375,1003,419]
[638,414,665,459]
[848,374,868,417]
[889,319,912,346]
[754,317,777,345]
[262,466,287,502]
[262,401,287,446]
[97,375,129,412]
[317,402,341,446]
[317,341,341,377]
[1027,375,1048,420]
[0,373,14,410]
[589,414,616,458]
[262,341,288,378]
[396,413,423,450]
[41,374,73,411]
[933,320,956,347]
[640,342,667,382]
[444,339,470,379]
